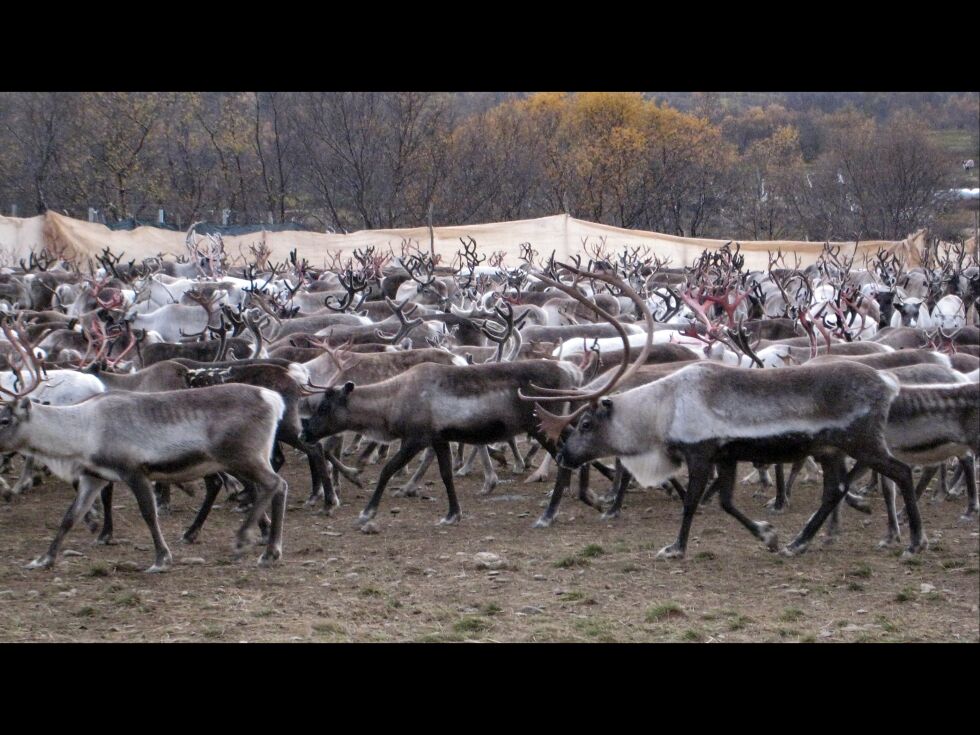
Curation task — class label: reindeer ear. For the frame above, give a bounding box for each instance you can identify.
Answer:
[599,398,613,413]
[17,398,32,415]
[342,381,355,396]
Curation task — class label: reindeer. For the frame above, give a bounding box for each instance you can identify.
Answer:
[519,262,927,559]
[0,320,289,572]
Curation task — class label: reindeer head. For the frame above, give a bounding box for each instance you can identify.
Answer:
[303,381,355,441]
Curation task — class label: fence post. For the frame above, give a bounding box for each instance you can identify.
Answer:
[10,204,17,217]
[88,207,97,223]
[222,209,231,227]
[158,208,166,226]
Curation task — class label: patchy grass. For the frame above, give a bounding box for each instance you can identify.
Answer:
[312,621,345,635]
[358,586,383,598]
[480,602,502,616]
[875,615,899,634]
[416,630,466,643]
[695,551,716,561]
[846,581,865,592]
[727,614,753,631]
[646,602,685,622]
[574,617,617,642]
[86,563,111,578]
[580,544,605,558]
[895,587,916,603]
[779,608,805,623]
[113,591,141,608]
[453,617,492,635]
[620,563,641,573]
[941,559,966,570]
[555,555,589,569]
[74,606,96,618]
[848,563,873,579]
[681,628,704,642]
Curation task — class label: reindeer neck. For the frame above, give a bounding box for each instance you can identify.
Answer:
[16,403,96,459]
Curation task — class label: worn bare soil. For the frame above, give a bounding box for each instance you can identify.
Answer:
[1,450,977,643]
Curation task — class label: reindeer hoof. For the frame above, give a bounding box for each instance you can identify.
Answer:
[357,510,376,525]
[26,555,54,570]
[655,544,684,560]
[531,514,554,529]
[479,479,499,496]
[959,511,978,522]
[600,509,621,521]
[145,556,173,573]
[764,498,785,514]
[438,513,461,526]
[304,494,322,508]
[780,543,807,557]
[757,522,779,551]
[257,549,281,567]
[97,536,117,546]
[877,535,902,548]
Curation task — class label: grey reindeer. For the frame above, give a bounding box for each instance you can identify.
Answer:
[519,262,930,560]
[0,317,289,572]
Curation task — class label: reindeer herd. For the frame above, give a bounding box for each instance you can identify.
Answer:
[0,230,977,575]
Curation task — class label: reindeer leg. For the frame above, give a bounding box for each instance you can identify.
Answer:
[97,483,116,545]
[577,463,602,510]
[342,432,362,456]
[28,474,108,570]
[508,437,525,474]
[867,451,923,557]
[154,483,172,515]
[716,460,779,550]
[321,440,361,487]
[394,448,434,498]
[8,455,36,497]
[456,444,479,477]
[766,463,787,513]
[355,441,378,470]
[182,474,224,543]
[601,460,632,520]
[877,477,902,547]
[522,439,541,469]
[959,455,978,521]
[946,460,965,497]
[290,436,337,513]
[433,440,462,525]
[752,463,772,498]
[477,445,499,496]
[232,463,287,564]
[782,455,849,557]
[259,475,289,566]
[359,439,425,524]
[931,463,947,502]
[534,466,573,528]
[526,453,553,483]
[657,454,715,560]
[126,474,173,573]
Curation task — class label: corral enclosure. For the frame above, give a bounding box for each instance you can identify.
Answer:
[1,460,977,642]
[0,90,977,644]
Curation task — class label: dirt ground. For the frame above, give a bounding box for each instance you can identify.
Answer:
[0,449,977,643]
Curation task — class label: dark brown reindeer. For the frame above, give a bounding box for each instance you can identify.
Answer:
[302,358,586,529]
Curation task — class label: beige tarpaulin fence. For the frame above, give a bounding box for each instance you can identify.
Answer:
[0,211,924,272]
